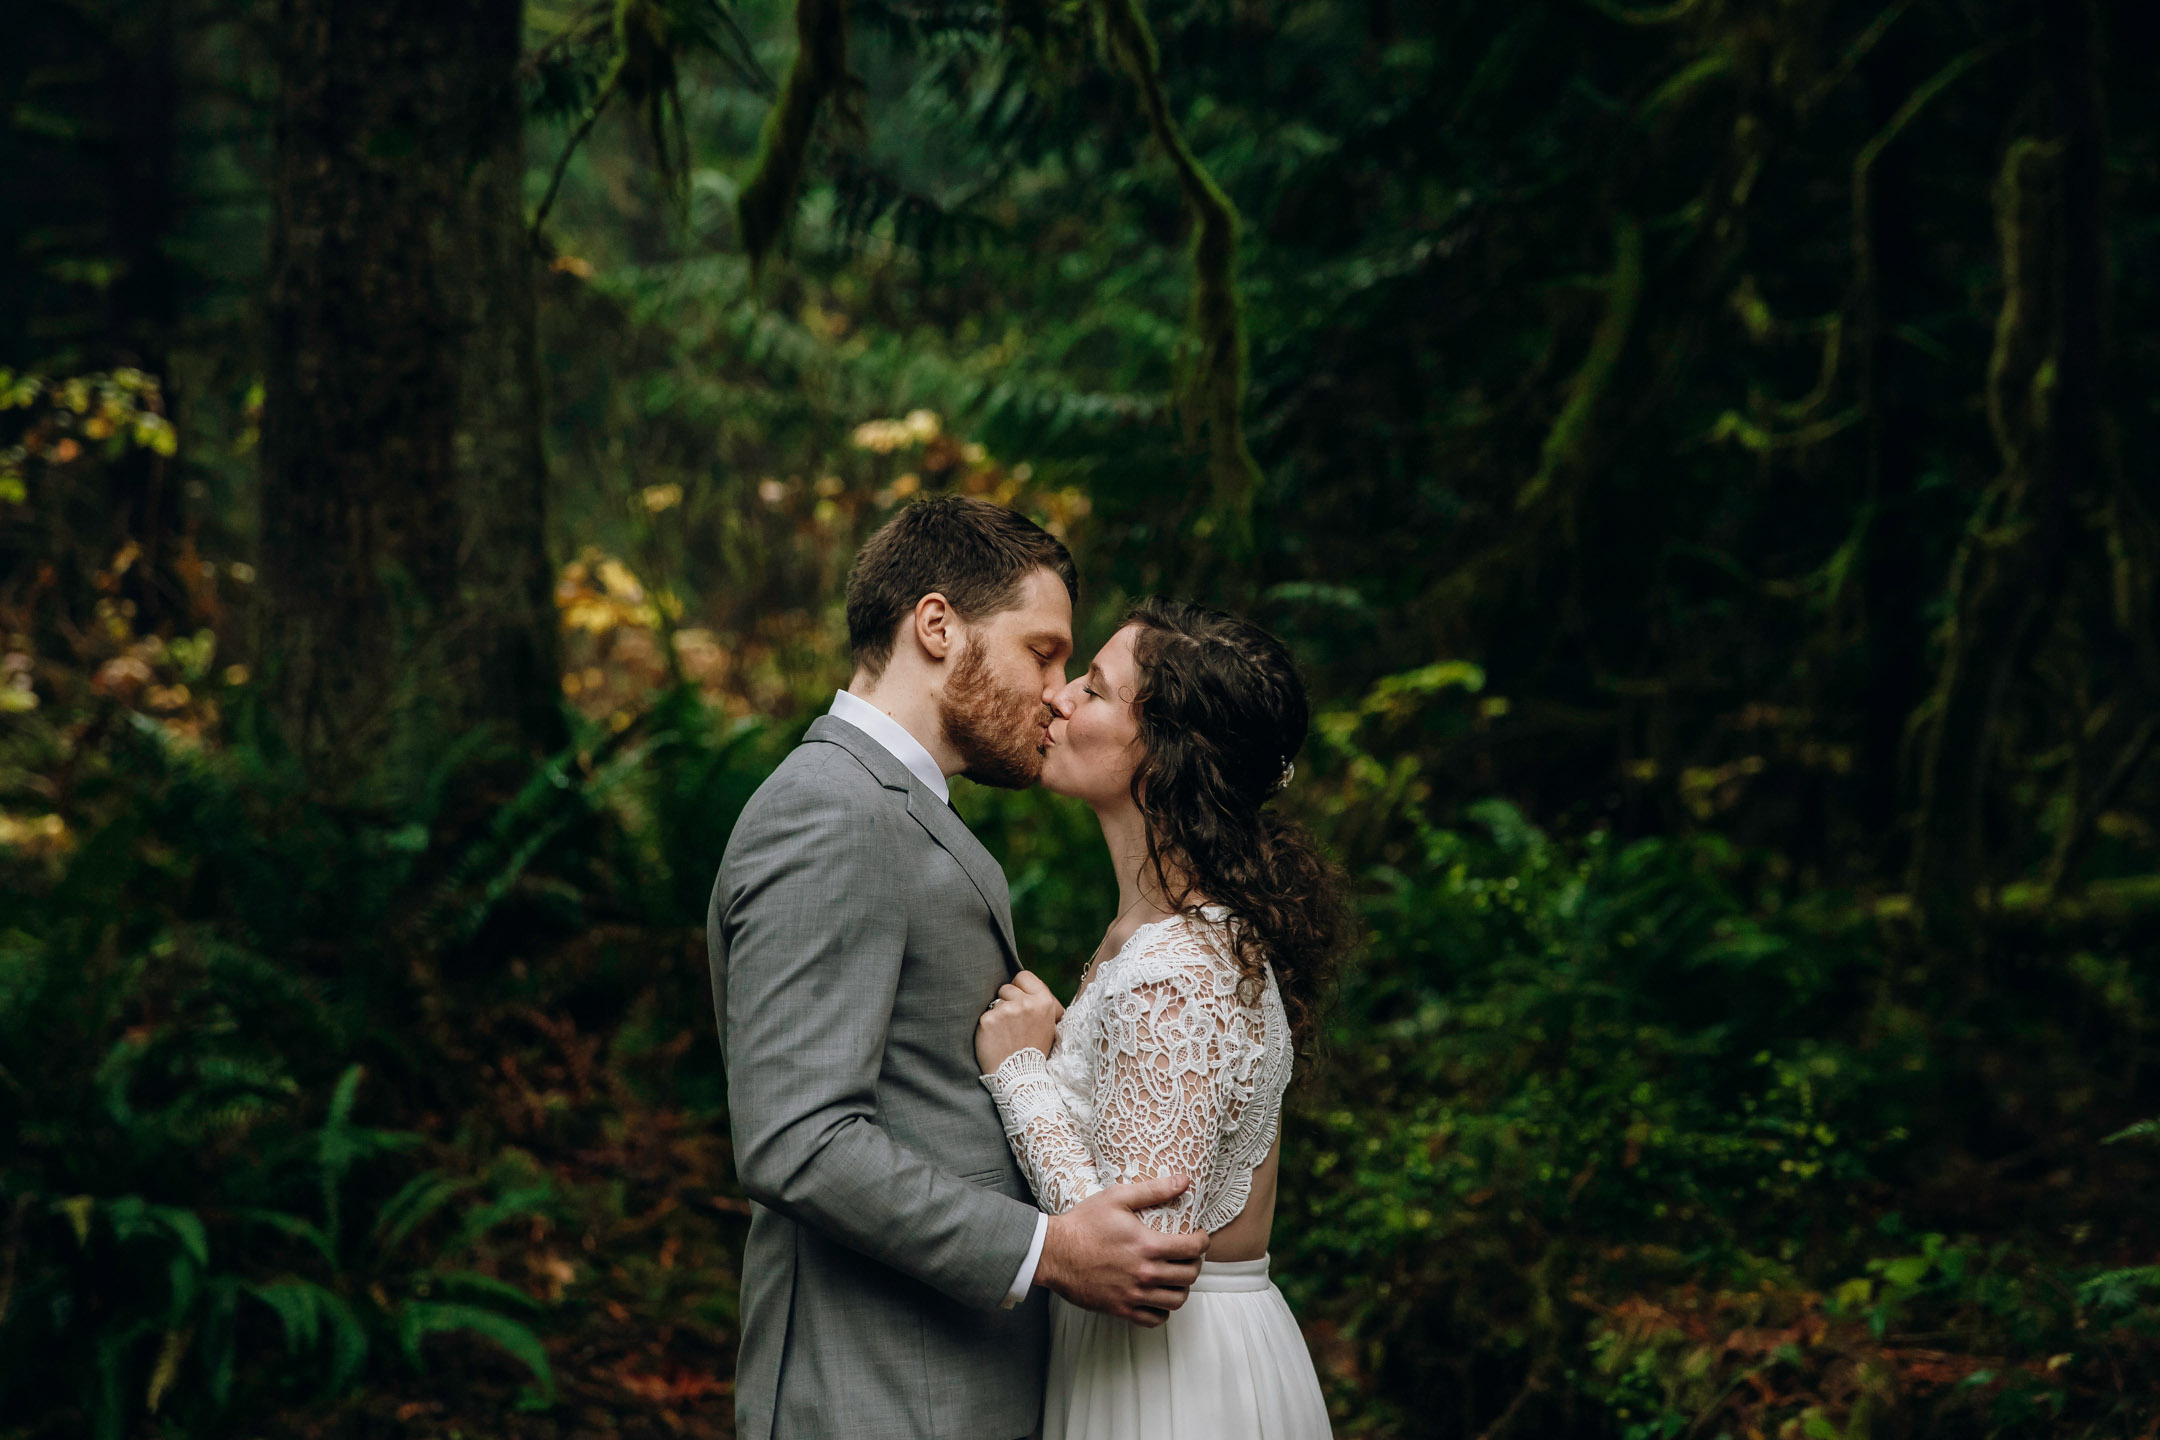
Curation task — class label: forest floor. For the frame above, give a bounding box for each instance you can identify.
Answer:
[302,925,744,1440]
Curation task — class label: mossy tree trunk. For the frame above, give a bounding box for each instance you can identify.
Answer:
[259,0,563,784]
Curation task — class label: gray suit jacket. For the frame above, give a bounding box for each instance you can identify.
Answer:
[709,715,1050,1440]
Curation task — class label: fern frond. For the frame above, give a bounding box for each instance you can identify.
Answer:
[395,1301,556,1400]
[2103,1118,2160,1146]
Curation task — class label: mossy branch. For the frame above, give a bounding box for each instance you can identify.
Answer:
[531,50,628,245]
[737,0,853,273]
[532,0,772,245]
[1848,41,2000,326]
[1905,137,2062,931]
[1515,215,1642,513]
[1093,0,1260,554]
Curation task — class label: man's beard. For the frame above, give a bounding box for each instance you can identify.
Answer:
[940,642,1048,790]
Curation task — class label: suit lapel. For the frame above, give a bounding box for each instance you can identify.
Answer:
[805,715,1020,968]
[905,785,1019,968]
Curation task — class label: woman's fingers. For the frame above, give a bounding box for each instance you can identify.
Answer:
[978,971,1061,1071]
[1009,971,1064,1019]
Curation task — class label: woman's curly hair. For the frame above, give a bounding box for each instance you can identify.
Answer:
[1123,597,1353,1051]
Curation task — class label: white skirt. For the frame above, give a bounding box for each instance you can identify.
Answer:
[1044,1256,1331,1440]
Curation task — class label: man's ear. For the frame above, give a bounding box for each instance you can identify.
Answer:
[911,593,956,662]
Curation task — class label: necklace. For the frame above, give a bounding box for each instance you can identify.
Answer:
[1078,893,1162,994]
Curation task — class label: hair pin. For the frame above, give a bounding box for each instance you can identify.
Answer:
[1274,758,1296,793]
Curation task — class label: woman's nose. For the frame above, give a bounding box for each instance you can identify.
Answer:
[1047,682,1079,718]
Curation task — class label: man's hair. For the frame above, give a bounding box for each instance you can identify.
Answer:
[845,495,1079,678]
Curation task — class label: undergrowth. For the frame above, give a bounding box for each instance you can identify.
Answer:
[1,622,2154,1440]
[0,681,776,1439]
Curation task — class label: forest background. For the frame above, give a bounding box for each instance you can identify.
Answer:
[3,0,2158,1436]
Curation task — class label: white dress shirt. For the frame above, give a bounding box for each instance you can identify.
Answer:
[826,690,1049,1307]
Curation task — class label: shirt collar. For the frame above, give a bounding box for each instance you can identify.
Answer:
[828,689,951,803]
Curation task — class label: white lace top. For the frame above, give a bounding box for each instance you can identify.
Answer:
[980,906,1293,1235]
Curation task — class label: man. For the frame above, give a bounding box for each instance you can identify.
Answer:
[709,496,1210,1440]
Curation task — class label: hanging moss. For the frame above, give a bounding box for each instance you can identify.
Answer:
[1093,0,1261,556]
[737,0,854,272]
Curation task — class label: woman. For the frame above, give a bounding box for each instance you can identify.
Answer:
[974,597,1352,1440]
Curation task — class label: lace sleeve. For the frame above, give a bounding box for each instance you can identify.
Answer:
[981,920,1258,1235]
[1088,958,1236,1234]
[981,1047,1104,1215]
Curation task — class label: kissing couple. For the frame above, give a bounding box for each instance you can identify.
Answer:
[708,495,1351,1439]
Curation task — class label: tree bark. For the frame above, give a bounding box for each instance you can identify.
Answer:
[260,0,562,783]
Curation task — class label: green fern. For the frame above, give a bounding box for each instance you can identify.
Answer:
[396,1301,556,1402]
[449,1182,558,1253]
[316,1065,421,1256]
[2103,1118,2160,1146]
[242,1280,369,1391]
[102,1197,210,1270]
[372,1172,483,1262]
[431,1270,548,1313]
[2077,1266,2160,1314]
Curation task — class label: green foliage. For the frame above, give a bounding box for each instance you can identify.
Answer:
[589,683,790,927]
[2,1042,557,1435]
[1087,0,1262,557]
[0,674,779,1435]
[530,0,771,236]
[1277,796,1896,1423]
[1244,665,2156,1435]
[1268,786,2158,1435]
[8,0,2160,1433]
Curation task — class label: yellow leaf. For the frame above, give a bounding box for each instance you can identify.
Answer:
[56,1195,94,1245]
[146,1327,191,1412]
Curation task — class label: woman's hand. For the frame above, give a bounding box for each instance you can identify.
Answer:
[975,970,1065,1075]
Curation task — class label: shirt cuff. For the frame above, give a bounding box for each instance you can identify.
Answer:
[1000,1211,1049,1309]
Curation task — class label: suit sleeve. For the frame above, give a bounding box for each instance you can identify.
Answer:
[712,761,1041,1310]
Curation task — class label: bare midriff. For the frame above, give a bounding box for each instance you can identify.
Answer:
[1202,1131,1281,1262]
